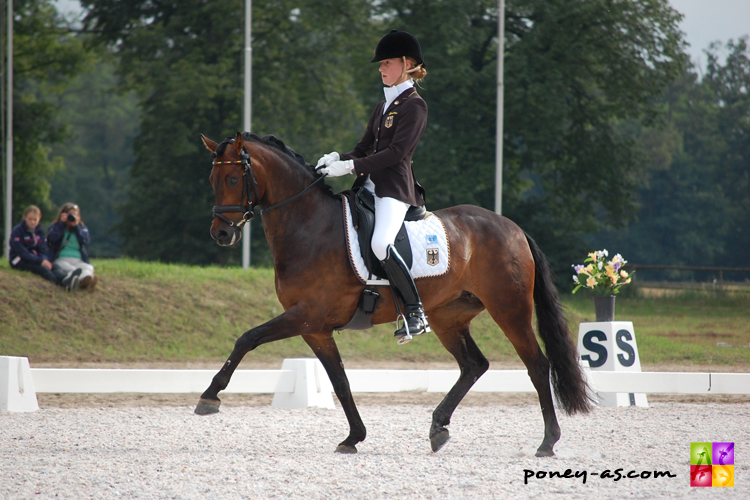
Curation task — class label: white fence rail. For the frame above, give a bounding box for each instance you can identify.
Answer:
[3,356,749,413]
[30,366,750,395]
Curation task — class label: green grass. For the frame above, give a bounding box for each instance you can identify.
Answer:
[1,259,749,367]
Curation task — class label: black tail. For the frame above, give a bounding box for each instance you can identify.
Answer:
[525,233,593,415]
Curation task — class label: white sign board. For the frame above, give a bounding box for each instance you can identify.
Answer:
[577,321,648,407]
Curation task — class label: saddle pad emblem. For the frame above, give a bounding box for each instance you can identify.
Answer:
[427,248,439,266]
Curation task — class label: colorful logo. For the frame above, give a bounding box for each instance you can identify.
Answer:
[690,442,734,487]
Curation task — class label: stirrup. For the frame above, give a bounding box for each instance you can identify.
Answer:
[394,312,430,345]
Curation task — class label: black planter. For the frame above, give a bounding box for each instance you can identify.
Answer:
[594,295,616,322]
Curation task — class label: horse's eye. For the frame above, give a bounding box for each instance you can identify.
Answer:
[227,177,239,186]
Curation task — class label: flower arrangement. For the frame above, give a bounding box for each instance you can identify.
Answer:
[572,250,634,295]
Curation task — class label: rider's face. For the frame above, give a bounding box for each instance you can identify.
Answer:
[379,58,407,87]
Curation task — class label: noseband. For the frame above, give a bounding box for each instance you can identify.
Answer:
[212,147,327,229]
[212,148,260,229]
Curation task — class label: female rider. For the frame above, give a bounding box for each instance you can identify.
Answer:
[317,30,429,339]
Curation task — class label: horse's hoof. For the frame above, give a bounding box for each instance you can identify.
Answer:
[430,429,451,452]
[335,444,358,454]
[194,398,221,415]
[535,448,555,457]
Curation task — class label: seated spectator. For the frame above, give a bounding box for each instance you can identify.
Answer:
[47,203,98,291]
[9,205,82,290]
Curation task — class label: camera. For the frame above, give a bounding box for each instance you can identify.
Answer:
[66,213,76,223]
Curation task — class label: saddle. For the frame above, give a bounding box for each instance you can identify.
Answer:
[347,186,426,279]
[338,187,427,331]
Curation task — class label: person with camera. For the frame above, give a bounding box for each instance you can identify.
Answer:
[47,203,97,291]
[9,205,82,290]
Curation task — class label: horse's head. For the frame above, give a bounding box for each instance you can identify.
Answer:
[202,132,260,246]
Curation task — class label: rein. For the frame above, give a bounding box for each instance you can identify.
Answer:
[212,148,326,228]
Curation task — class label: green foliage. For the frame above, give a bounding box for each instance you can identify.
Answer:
[595,39,750,275]
[1,0,94,234]
[49,58,139,257]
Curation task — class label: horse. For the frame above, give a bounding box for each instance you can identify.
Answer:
[196,131,591,457]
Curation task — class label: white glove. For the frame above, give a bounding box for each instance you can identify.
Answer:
[319,159,354,177]
[315,151,340,168]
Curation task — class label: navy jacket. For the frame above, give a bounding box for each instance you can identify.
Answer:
[47,221,91,263]
[9,221,51,266]
[341,87,427,207]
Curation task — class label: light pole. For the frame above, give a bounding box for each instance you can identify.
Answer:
[494,0,505,216]
[242,0,252,268]
[3,0,12,259]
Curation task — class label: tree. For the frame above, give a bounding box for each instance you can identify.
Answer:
[49,57,139,257]
[1,0,92,237]
[596,39,750,277]
[82,0,379,265]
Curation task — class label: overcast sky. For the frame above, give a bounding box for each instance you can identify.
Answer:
[54,0,749,69]
[669,0,750,70]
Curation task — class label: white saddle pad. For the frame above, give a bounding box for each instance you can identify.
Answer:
[342,197,450,284]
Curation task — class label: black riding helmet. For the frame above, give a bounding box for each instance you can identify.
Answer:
[371,29,425,67]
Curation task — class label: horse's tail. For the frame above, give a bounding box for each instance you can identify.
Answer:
[525,233,593,415]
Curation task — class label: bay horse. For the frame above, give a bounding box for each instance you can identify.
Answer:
[196,131,591,457]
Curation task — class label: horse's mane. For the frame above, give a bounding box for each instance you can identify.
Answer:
[215,132,336,199]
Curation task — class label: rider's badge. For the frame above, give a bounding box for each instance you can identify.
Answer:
[384,115,394,128]
[427,248,439,266]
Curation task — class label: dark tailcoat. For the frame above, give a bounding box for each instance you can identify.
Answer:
[341,88,427,207]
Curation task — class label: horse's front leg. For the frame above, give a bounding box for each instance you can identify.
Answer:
[195,308,316,415]
[302,332,366,454]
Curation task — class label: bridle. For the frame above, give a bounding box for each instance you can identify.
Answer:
[211,145,326,229]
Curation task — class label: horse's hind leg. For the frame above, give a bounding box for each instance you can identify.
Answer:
[302,332,366,454]
[428,299,489,452]
[485,302,561,457]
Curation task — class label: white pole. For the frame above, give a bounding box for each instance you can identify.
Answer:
[494,0,505,215]
[242,0,252,268]
[3,0,12,260]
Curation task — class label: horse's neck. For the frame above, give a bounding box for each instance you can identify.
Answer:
[258,155,340,248]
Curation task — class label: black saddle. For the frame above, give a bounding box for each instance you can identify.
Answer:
[350,187,425,279]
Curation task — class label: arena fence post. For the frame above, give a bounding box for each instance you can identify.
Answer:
[271,358,335,409]
[0,356,39,412]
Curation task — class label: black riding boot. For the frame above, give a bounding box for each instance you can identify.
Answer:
[381,245,430,343]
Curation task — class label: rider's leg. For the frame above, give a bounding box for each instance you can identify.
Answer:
[381,244,430,338]
[371,195,409,262]
[371,195,429,338]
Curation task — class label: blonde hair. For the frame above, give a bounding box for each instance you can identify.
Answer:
[23,205,41,218]
[403,56,427,84]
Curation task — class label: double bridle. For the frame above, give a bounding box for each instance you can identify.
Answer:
[211,146,326,229]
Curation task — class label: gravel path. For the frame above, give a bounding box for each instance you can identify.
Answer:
[1,402,747,499]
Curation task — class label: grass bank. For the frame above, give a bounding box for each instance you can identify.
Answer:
[1,259,749,367]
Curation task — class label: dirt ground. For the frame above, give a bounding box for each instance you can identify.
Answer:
[31,359,750,408]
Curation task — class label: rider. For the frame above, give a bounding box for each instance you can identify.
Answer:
[317,29,430,340]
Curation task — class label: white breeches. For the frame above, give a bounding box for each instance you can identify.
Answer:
[371,193,410,261]
[53,257,95,280]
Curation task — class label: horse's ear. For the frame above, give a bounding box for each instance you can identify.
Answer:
[201,134,219,153]
[233,132,245,155]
